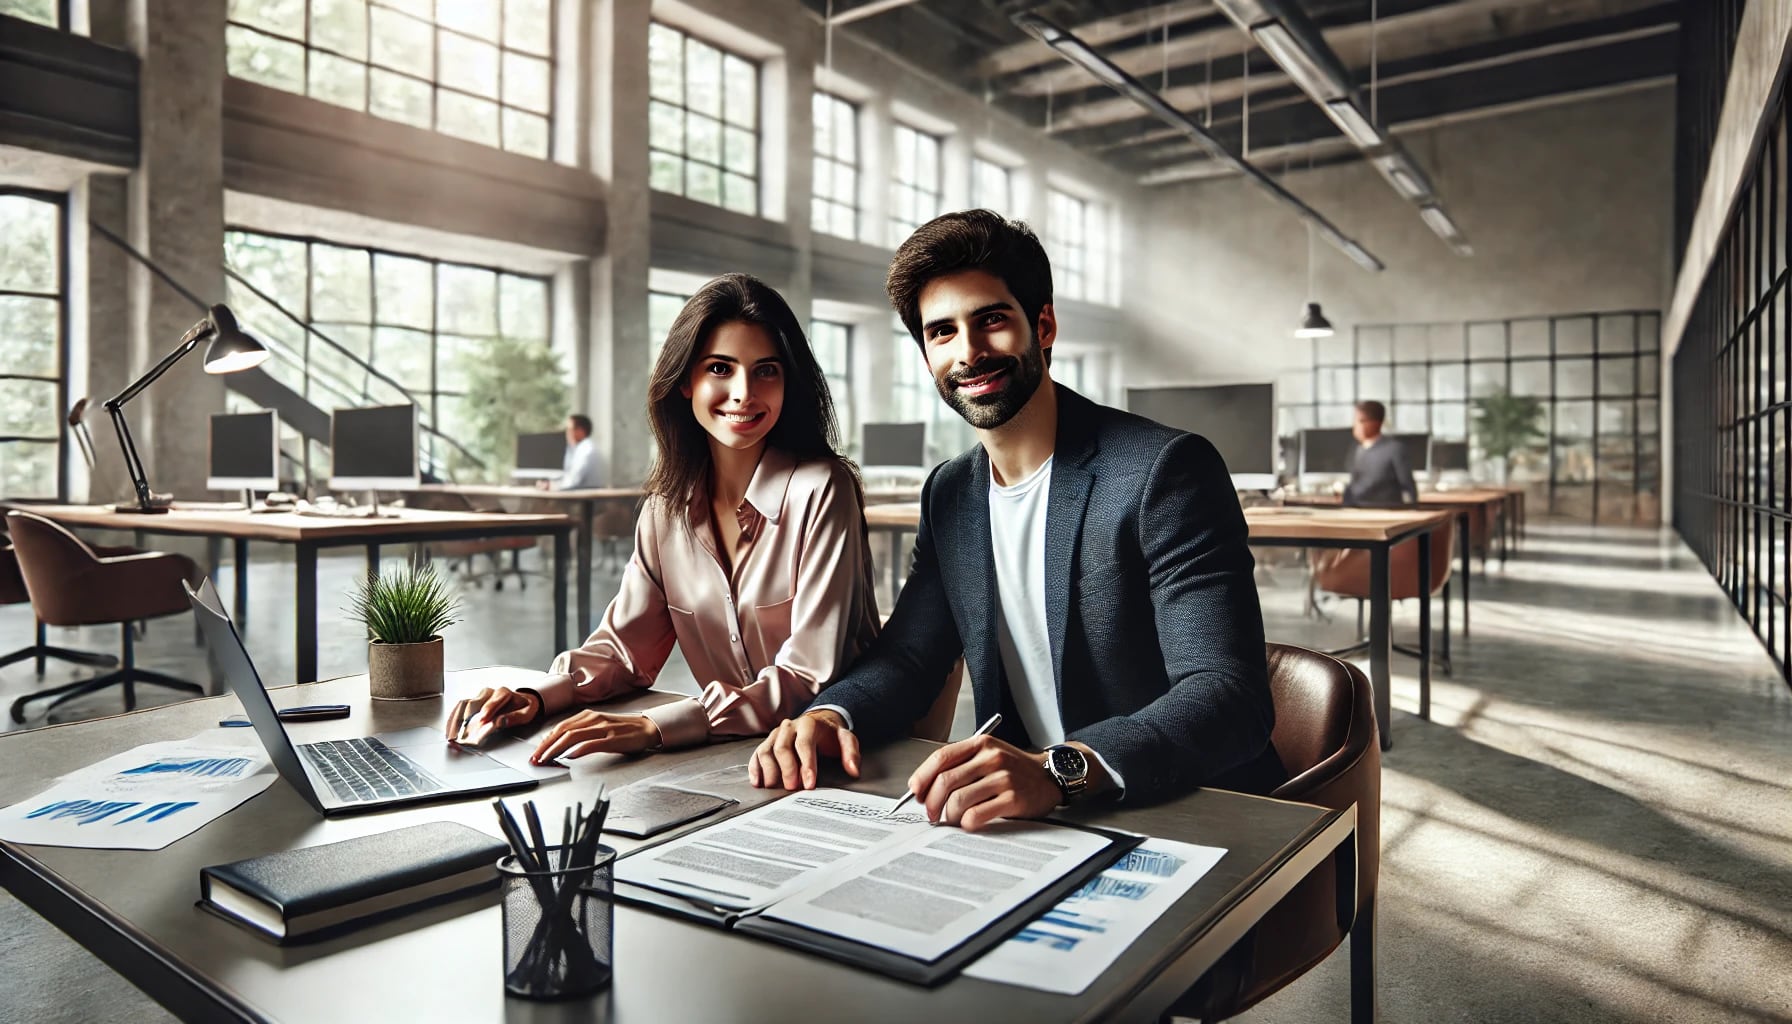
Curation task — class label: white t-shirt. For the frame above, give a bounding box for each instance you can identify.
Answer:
[989,456,1062,747]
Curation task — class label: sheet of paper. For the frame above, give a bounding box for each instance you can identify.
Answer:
[614,788,926,909]
[962,839,1227,994]
[762,817,1113,963]
[0,734,277,851]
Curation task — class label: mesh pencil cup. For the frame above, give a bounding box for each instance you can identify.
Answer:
[498,845,616,1000]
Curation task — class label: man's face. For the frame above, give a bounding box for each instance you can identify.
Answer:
[1353,410,1382,443]
[914,269,1055,430]
[566,419,587,445]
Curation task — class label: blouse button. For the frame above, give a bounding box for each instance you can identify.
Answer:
[730,635,740,644]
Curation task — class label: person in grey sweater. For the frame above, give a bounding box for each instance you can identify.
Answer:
[1343,400,1416,506]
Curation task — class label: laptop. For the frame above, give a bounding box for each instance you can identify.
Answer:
[185,579,536,816]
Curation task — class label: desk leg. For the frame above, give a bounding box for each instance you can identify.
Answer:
[296,544,318,683]
[233,538,249,625]
[1370,544,1392,751]
[1350,895,1378,1024]
[553,530,570,652]
[578,501,594,637]
[1459,513,1472,639]
[889,530,904,607]
[1418,535,1432,722]
[1497,502,1509,567]
[1441,579,1453,671]
[366,544,380,576]
[202,537,221,645]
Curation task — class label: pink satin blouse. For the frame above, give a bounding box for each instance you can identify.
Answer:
[531,447,881,748]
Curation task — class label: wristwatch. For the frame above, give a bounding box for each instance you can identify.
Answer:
[1043,745,1089,804]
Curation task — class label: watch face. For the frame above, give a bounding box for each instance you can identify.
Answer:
[1049,746,1088,780]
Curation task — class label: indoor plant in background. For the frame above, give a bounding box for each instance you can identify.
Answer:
[350,563,462,700]
[453,336,570,480]
[1471,388,1546,484]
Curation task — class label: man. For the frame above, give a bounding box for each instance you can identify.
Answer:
[549,413,605,490]
[750,210,1283,829]
[1342,400,1416,506]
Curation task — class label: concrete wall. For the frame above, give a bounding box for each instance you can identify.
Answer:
[1131,86,1677,389]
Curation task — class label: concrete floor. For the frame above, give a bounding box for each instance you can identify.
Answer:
[0,523,1788,1022]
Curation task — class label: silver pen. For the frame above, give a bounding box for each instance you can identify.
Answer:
[884,713,1002,819]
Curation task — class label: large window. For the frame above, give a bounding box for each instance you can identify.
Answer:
[648,22,759,215]
[223,229,555,472]
[890,124,943,246]
[813,92,859,240]
[889,316,973,463]
[0,191,66,500]
[226,0,556,159]
[810,319,854,442]
[972,158,1012,217]
[1048,189,1113,305]
[648,288,691,368]
[1,0,60,28]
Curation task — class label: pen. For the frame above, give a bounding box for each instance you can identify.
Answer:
[885,713,1002,819]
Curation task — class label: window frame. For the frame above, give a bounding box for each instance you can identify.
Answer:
[0,187,69,501]
[971,157,1012,217]
[647,21,763,216]
[224,0,558,160]
[890,123,944,246]
[812,90,861,240]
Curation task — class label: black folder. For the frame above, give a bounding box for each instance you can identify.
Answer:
[613,808,1141,986]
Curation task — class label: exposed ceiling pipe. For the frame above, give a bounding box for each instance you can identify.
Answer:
[1009,10,1384,272]
[1210,0,1471,256]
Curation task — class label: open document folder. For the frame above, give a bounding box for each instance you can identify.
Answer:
[613,788,1140,985]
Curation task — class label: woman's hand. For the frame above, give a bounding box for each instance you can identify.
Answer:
[529,711,662,764]
[447,686,541,745]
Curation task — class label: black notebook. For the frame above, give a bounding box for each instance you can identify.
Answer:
[612,788,1140,986]
[198,821,508,943]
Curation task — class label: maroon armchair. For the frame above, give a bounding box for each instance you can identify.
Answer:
[0,519,130,676]
[1178,644,1381,1022]
[5,510,206,722]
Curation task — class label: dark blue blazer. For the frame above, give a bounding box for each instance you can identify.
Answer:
[815,387,1285,802]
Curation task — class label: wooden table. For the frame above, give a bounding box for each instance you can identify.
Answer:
[412,484,643,640]
[0,671,1358,1023]
[863,503,1452,749]
[6,504,574,683]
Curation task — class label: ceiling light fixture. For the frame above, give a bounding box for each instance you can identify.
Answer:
[1323,99,1383,148]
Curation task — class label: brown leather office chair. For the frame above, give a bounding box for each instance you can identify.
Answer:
[0,531,121,676]
[1314,518,1455,671]
[867,612,965,743]
[1178,644,1381,1022]
[5,510,206,722]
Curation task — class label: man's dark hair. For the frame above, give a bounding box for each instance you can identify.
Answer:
[886,209,1053,345]
[1355,400,1387,424]
[567,413,593,435]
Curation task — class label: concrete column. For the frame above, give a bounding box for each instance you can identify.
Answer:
[778,38,817,323]
[69,174,133,504]
[127,0,227,503]
[590,0,653,485]
[862,93,892,249]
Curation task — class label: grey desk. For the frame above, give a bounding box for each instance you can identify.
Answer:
[0,671,1357,1023]
[9,505,574,683]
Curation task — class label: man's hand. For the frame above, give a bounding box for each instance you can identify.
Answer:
[529,711,661,763]
[448,686,541,745]
[906,735,1064,833]
[750,710,860,790]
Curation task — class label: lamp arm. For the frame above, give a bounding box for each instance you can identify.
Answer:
[104,318,214,411]
[108,402,157,510]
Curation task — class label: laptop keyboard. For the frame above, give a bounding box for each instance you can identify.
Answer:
[301,738,447,804]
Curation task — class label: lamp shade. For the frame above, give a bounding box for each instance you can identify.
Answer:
[1295,302,1335,339]
[200,304,271,374]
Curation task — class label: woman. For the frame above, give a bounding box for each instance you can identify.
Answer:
[449,274,880,763]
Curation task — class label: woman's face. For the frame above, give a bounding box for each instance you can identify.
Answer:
[681,319,786,453]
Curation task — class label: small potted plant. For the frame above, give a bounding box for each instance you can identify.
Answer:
[349,563,461,700]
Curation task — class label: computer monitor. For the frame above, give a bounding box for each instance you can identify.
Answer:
[1299,428,1357,475]
[329,404,420,491]
[1392,432,1432,473]
[1432,440,1471,472]
[1125,383,1277,490]
[862,422,927,468]
[208,411,279,492]
[514,431,564,481]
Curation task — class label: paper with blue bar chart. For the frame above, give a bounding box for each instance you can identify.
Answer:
[0,735,275,850]
[963,839,1227,995]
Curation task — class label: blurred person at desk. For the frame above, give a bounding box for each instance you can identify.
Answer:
[1342,400,1415,507]
[539,413,606,490]
[455,274,879,760]
[752,211,1283,829]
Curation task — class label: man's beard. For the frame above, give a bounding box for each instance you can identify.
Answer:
[936,334,1047,430]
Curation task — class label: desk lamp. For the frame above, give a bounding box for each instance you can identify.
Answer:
[105,304,270,513]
